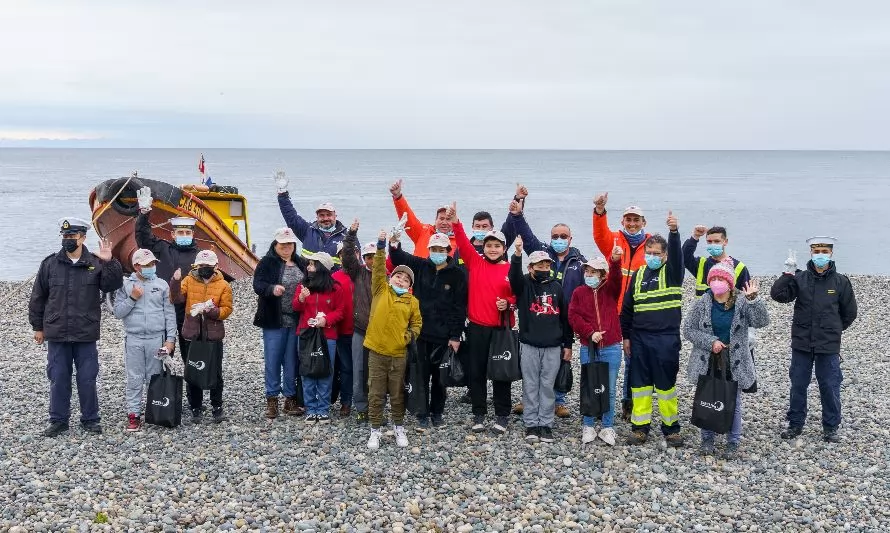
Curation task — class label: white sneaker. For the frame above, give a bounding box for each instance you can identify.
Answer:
[394,426,409,448]
[598,427,617,446]
[367,428,382,450]
[582,426,597,444]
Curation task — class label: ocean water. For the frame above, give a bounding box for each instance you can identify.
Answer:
[0,149,887,280]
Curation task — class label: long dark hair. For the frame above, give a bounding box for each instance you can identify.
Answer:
[305,262,335,293]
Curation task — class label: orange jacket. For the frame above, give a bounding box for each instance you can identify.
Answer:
[170,269,233,341]
[591,210,651,312]
[393,195,457,259]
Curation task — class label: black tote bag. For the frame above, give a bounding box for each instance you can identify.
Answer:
[439,347,467,387]
[554,359,573,394]
[145,370,183,428]
[185,318,222,390]
[405,339,428,415]
[691,351,738,434]
[580,345,610,418]
[299,327,332,378]
[487,313,521,382]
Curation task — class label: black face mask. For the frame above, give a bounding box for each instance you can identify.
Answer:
[62,238,79,253]
[197,266,215,279]
[532,270,551,282]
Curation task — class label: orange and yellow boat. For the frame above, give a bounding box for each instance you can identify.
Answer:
[89,174,258,279]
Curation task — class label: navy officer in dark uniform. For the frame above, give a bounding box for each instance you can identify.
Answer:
[29,217,123,437]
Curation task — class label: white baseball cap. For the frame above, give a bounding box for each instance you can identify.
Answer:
[361,242,377,256]
[274,227,298,244]
[482,230,507,245]
[622,206,645,218]
[316,202,336,213]
[306,251,334,271]
[427,233,451,249]
[582,257,609,272]
[132,249,159,266]
[528,250,552,265]
[194,250,219,266]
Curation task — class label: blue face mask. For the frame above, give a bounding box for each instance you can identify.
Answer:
[175,236,193,246]
[645,254,663,270]
[811,253,831,268]
[706,244,724,258]
[429,252,448,266]
[390,282,409,296]
[550,238,569,253]
[472,230,488,241]
[584,275,601,288]
[140,266,157,280]
[318,224,336,233]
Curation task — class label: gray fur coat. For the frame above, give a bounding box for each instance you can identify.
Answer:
[683,292,770,390]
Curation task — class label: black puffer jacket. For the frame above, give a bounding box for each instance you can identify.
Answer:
[29,247,124,342]
[388,243,468,345]
[252,244,308,329]
[770,261,857,354]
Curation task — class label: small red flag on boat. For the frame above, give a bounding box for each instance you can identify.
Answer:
[198,154,205,175]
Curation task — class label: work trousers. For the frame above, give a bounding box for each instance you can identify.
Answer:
[629,330,681,436]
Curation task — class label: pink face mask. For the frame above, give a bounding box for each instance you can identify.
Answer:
[709,279,731,295]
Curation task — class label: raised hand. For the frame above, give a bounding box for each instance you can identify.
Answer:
[693,225,707,239]
[593,192,608,214]
[97,238,113,262]
[445,202,457,222]
[513,235,523,256]
[274,170,288,194]
[377,229,387,243]
[666,210,678,232]
[172,268,182,281]
[389,179,403,199]
[515,183,529,199]
[611,241,623,261]
[130,284,144,299]
[136,186,153,214]
[784,249,797,273]
[508,199,523,215]
[743,279,760,300]
[349,218,360,233]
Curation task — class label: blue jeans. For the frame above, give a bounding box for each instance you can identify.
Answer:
[581,343,622,428]
[302,338,338,416]
[336,335,354,406]
[701,388,743,444]
[788,350,842,429]
[262,328,298,398]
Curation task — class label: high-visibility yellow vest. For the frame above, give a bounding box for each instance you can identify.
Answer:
[694,257,746,296]
[632,266,683,313]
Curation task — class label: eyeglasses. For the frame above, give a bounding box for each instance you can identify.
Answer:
[551,233,570,240]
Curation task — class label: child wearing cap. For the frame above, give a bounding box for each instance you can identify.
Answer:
[568,248,624,446]
[292,251,347,423]
[363,230,422,450]
[113,249,179,431]
[684,260,768,458]
[508,238,573,443]
[170,250,233,423]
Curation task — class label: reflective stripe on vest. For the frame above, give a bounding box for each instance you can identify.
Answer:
[695,257,746,297]
[302,248,343,265]
[633,266,682,313]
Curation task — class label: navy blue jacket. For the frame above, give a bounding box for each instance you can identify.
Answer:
[277,193,349,267]
[620,230,684,336]
[506,212,586,302]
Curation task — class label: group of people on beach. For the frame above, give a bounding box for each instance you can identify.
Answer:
[28,175,858,458]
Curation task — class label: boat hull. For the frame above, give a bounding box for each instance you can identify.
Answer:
[89,177,258,279]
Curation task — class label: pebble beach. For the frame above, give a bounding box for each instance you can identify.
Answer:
[0,275,887,532]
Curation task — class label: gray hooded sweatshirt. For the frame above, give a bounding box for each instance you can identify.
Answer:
[113,273,178,342]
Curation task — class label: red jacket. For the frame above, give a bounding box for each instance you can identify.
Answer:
[568,257,623,348]
[292,281,347,341]
[454,221,515,328]
[332,270,355,336]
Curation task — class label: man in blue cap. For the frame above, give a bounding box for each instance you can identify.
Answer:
[29,217,123,437]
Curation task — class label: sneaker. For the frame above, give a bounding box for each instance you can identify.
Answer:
[780,425,803,440]
[492,416,508,435]
[665,433,684,448]
[126,413,141,432]
[700,439,716,456]
[367,428,382,450]
[554,405,570,419]
[394,426,409,447]
[355,411,369,424]
[317,414,331,424]
[525,427,540,442]
[723,441,739,459]
[416,417,430,434]
[305,414,318,424]
[540,426,555,443]
[823,428,842,443]
[598,427,617,446]
[81,421,103,434]
[211,407,226,423]
[471,415,485,433]
[512,402,524,415]
[339,405,352,418]
[41,421,69,438]
[431,414,445,428]
[191,408,202,424]
[581,426,597,444]
[627,430,648,445]
[460,392,472,405]
[621,399,632,422]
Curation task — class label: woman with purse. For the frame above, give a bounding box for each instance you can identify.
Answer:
[683,261,769,458]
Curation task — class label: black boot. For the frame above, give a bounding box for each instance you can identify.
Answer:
[81,421,103,434]
[780,425,803,439]
[41,421,69,438]
[621,399,632,422]
[191,408,202,424]
[212,406,226,423]
[823,427,842,443]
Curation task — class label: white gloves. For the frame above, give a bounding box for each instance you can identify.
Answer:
[307,312,326,327]
[783,249,797,273]
[274,170,288,194]
[136,186,153,213]
[189,299,216,317]
[391,213,408,241]
[155,348,183,375]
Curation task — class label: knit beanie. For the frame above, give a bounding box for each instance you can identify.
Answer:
[706,260,736,286]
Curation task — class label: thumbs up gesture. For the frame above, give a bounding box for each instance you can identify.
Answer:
[514,235,523,256]
[666,210,678,232]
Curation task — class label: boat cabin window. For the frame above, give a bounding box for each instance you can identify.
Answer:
[229,200,244,217]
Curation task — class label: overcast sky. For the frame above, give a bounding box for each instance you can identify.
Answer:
[1,1,888,149]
